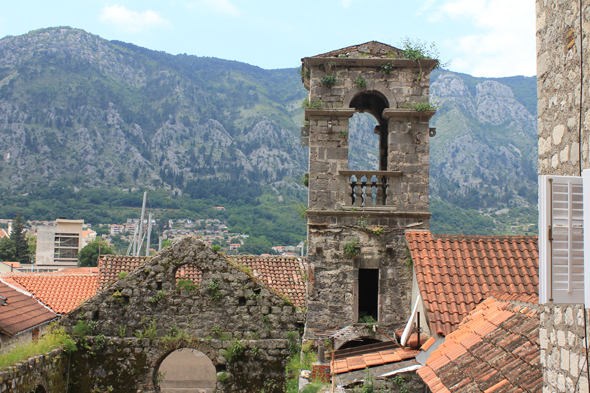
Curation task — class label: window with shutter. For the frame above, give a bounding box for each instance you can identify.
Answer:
[539,175,584,304]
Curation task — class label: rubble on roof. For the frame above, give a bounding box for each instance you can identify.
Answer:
[406,231,538,336]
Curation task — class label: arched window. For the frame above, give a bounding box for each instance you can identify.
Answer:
[155,348,216,392]
[348,92,389,171]
[348,112,380,171]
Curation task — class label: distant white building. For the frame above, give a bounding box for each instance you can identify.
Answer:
[36,219,95,271]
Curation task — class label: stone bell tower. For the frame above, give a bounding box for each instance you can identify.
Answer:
[300,41,437,340]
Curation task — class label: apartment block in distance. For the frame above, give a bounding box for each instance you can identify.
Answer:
[36,219,88,270]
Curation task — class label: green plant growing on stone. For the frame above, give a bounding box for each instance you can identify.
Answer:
[353,368,376,393]
[145,318,158,340]
[73,321,90,339]
[356,214,369,229]
[222,340,246,363]
[354,76,367,88]
[372,227,384,235]
[117,325,127,338]
[318,61,335,72]
[94,334,106,350]
[211,326,222,336]
[112,290,122,299]
[392,375,410,393]
[296,173,309,187]
[217,371,230,383]
[154,371,166,385]
[302,97,324,109]
[380,61,395,74]
[207,281,222,300]
[117,271,128,280]
[320,74,337,88]
[405,244,413,268]
[339,130,348,139]
[343,238,360,259]
[252,346,260,357]
[211,244,221,252]
[358,315,377,333]
[281,294,293,306]
[412,101,437,112]
[150,291,166,304]
[295,202,309,219]
[298,65,311,79]
[176,279,198,292]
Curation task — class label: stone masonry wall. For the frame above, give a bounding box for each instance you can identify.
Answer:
[540,305,590,392]
[59,237,300,393]
[305,212,430,336]
[0,349,68,393]
[537,1,590,392]
[537,0,590,175]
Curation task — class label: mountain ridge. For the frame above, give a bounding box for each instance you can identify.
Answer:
[0,27,539,238]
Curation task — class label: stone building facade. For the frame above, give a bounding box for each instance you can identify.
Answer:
[58,236,301,393]
[537,1,590,391]
[301,42,437,340]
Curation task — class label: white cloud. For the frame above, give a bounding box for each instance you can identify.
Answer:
[100,5,170,32]
[427,0,535,76]
[342,0,354,7]
[196,0,241,16]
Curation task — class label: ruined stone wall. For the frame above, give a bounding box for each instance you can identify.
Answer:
[0,348,68,393]
[537,1,590,391]
[537,0,590,175]
[59,237,301,393]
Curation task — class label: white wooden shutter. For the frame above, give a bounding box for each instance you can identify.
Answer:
[539,175,584,304]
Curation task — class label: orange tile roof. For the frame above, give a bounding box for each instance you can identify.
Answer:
[417,297,542,393]
[0,282,56,336]
[406,231,538,336]
[332,347,420,374]
[1,273,98,314]
[0,229,8,239]
[233,255,307,308]
[3,262,21,269]
[59,267,98,274]
[98,253,307,308]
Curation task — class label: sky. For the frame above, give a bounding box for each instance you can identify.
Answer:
[0,0,535,78]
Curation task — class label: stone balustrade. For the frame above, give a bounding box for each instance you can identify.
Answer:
[339,170,401,207]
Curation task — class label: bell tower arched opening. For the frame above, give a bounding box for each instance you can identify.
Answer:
[349,92,389,171]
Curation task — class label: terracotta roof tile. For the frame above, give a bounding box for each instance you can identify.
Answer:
[332,347,420,374]
[98,253,307,308]
[417,298,541,393]
[406,231,538,336]
[0,282,56,336]
[1,273,98,314]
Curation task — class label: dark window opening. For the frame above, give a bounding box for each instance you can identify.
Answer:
[358,269,379,321]
[31,385,46,393]
[156,282,162,290]
[92,311,99,321]
[238,297,246,306]
[253,288,261,295]
[123,296,130,303]
[215,364,227,373]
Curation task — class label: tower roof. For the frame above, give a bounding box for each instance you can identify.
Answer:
[310,41,402,59]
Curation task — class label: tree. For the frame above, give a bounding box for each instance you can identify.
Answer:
[0,237,15,261]
[10,212,31,264]
[78,238,114,267]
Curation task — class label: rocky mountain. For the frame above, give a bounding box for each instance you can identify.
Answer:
[0,27,306,195]
[0,27,539,235]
